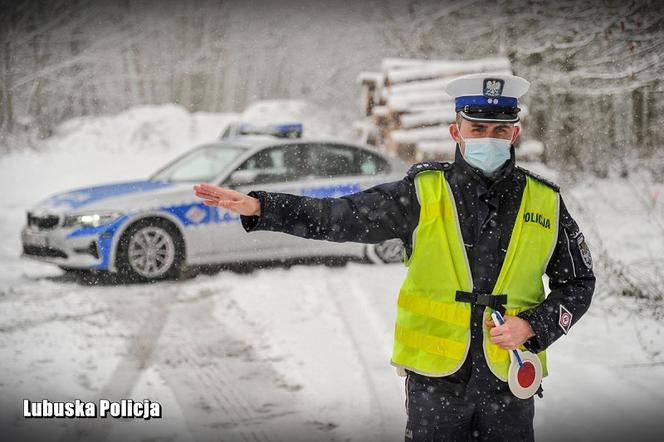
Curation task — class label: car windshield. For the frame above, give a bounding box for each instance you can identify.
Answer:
[150,144,245,182]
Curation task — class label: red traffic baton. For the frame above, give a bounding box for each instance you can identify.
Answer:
[491,310,542,399]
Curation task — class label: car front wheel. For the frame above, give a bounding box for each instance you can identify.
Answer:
[117,220,184,282]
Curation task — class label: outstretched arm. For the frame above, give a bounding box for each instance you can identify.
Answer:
[193,177,420,245]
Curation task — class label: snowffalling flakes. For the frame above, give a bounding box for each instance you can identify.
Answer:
[23,399,162,420]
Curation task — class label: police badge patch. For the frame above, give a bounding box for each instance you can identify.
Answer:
[576,233,593,269]
[483,78,504,98]
[558,304,573,334]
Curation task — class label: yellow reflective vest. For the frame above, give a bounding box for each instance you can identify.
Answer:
[391,168,559,382]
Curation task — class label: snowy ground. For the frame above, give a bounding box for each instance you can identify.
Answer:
[1,105,663,441]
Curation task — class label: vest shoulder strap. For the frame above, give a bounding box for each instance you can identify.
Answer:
[406,161,452,180]
[517,166,560,192]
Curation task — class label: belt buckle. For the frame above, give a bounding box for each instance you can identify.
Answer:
[476,292,493,307]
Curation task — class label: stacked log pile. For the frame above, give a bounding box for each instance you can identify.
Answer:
[355,57,543,164]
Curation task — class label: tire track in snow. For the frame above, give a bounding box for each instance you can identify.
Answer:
[155,294,283,442]
[325,269,405,442]
[54,283,299,442]
[57,288,174,442]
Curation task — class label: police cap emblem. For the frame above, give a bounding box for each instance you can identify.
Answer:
[483,78,504,98]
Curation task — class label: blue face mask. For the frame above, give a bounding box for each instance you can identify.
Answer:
[458,129,512,174]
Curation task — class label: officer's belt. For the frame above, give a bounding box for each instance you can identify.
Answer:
[455,291,507,314]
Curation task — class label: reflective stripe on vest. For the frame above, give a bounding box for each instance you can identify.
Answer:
[390,169,559,381]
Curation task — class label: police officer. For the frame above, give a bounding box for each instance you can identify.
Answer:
[193,73,595,441]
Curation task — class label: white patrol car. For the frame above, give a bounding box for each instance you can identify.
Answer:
[21,125,409,281]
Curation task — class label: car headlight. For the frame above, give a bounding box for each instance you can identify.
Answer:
[63,211,124,228]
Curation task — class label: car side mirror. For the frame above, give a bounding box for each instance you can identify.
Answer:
[228,170,258,186]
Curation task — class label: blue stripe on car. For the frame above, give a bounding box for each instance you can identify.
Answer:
[162,203,213,226]
[65,215,129,270]
[162,202,240,225]
[43,180,174,210]
[300,183,361,198]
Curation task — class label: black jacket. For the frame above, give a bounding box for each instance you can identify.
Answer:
[240,144,595,391]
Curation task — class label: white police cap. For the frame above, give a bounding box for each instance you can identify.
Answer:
[445,73,530,123]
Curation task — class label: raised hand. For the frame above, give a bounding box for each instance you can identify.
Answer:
[193,183,261,216]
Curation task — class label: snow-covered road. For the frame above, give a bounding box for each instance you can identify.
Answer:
[2,261,663,441]
[0,260,408,442]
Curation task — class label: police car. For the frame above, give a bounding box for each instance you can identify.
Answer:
[21,123,409,281]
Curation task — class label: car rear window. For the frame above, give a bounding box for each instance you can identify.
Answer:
[302,143,390,178]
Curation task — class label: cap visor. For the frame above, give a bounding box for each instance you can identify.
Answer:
[459,111,520,123]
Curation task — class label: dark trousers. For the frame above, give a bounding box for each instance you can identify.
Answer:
[404,370,535,442]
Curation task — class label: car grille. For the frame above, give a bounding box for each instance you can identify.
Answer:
[23,244,68,258]
[27,213,60,230]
